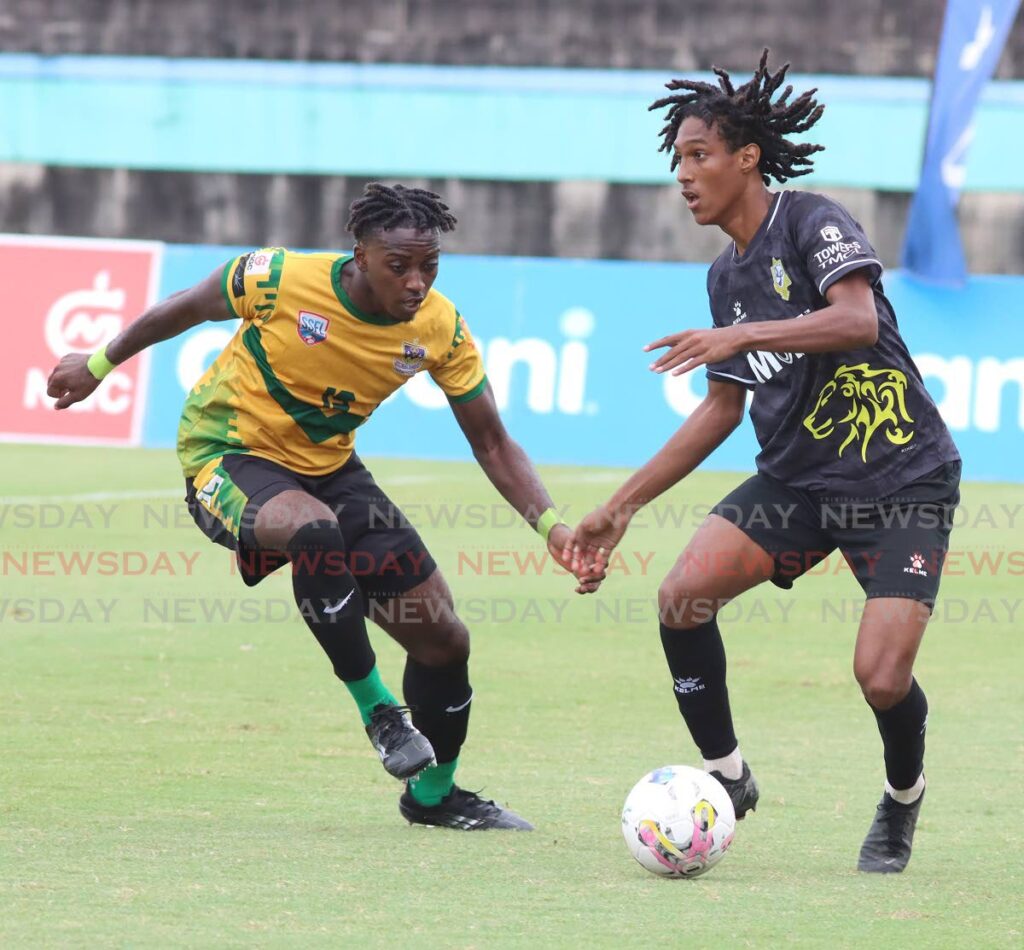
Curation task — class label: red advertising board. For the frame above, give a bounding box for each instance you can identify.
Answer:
[0,235,162,445]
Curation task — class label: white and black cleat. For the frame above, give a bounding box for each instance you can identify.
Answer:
[365,704,436,780]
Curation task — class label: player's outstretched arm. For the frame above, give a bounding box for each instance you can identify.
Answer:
[567,380,746,579]
[448,382,604,593]
[648,272,878,377]
[734,271,878,355]
[47,267,236,410]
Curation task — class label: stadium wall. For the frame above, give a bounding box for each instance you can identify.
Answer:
[4,234,1022,483]
[4,0,1024,76]
[2,55,1023,272]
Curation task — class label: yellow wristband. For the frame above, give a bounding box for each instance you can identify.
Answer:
[86,346,117,381]
[535,508,562,542]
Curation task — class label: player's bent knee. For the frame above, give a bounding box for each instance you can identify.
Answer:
[284,519,347,576]
[658,576,720,629]
[856,668,912,710]
[254,491,338,551]
[285,518,343,551]
[409,620,470,667]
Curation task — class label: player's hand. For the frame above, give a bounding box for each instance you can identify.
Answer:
[46,354,102,409]
[564,504,630,590]
[547,523,605,594]
[645,326,742,376]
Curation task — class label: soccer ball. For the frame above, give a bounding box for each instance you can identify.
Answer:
[621,765,736,878]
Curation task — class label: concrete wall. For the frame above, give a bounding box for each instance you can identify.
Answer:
[1,2,1021,272]
[2,0,1022,77]
[2,165,1022,274]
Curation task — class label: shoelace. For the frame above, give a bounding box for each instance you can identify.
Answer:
[450,787,497,810]
[372,705,414,742]
[878,801,914,846]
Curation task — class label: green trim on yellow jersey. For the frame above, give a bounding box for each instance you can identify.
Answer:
[449,375,488,404]
[330,255,404,326]
[179,248,487,479]
[259,251,285,292]
[241,323,367,442]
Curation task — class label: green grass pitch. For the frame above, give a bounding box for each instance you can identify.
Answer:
[2,444,1021,948]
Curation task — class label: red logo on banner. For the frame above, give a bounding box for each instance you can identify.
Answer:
[0,236,161,445]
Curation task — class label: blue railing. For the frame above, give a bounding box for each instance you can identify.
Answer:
[3,54,1023,190]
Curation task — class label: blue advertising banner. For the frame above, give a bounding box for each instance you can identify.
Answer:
[902,0,1022,283]
[143,245,1024,483]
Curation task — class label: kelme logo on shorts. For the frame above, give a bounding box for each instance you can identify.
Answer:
[297,311,330,346]
[903,552,929,577]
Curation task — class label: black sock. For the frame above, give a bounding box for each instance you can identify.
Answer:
[659,619,738,760]
[288,521,376,682]
[403,657,472,763]
[870,677,928,791]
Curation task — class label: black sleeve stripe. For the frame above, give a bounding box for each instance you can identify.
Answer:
[232,254,251,298]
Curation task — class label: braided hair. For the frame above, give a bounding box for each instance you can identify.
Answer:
[346,183,457,241]
[649,49,825,185]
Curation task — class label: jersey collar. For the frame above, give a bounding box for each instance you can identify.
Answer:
[330,255,404,326]
[732,191,785,262]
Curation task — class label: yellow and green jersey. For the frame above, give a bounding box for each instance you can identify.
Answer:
[177,248,486,478]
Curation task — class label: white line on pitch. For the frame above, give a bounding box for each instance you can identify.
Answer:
[0,488,183,504]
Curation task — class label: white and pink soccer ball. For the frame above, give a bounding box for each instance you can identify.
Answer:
[621,765,736,878]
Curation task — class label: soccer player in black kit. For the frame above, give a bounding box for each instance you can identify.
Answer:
[568,51,960,873]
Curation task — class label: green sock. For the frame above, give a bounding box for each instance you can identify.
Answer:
[408,758,458,806]
[344,666,398,725]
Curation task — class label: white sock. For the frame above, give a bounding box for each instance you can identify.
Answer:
[886,773,925,805]
[703,747,743,781]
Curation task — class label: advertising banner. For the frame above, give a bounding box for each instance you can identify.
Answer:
[0,235,161,445]
[141,244,1024,484]
[3,235,1019,482]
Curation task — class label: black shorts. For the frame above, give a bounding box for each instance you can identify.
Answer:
[710,461,961,606]
[184,452,436,603]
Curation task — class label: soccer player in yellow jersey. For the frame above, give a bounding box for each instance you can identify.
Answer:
[48,183,595,830]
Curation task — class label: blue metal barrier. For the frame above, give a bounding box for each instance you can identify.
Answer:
[3,54,1023,190]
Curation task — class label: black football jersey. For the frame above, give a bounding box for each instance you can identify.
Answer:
[705,190,959,498]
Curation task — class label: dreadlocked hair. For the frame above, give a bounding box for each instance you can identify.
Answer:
[346,183,457,241]
[648,48,825,185]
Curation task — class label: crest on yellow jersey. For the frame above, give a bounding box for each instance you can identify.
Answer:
[394,340,428,377]
[297,310,330,345]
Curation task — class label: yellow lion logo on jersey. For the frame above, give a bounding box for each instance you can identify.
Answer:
[803,364,915,461]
